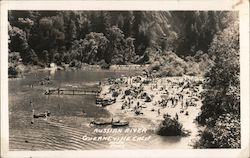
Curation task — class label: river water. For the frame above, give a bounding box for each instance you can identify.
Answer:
[9,69,195,150]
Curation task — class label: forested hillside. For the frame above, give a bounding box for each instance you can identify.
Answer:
[8,10,241,148]
[8,11,237,68]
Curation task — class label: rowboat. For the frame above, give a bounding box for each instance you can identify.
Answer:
[89,119,129,127]
[33,112,51,118]
[96,98,116,106]
[89,120,111,126]
[111,121,129,128]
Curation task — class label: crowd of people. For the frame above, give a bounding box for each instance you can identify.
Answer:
[98,71,204,120]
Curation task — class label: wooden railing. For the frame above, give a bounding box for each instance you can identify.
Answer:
[45,88,100,95]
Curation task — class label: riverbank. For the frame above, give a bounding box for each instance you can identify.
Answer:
[98,74,204,146]
[8,63,149,78]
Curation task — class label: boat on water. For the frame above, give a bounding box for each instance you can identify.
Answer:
[33,111,51,118]
[89,119,129,127]
[111,121,129,128]
[89,120,111,126]
[96,98,116,107]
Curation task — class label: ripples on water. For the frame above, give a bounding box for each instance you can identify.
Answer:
[9,70,189,150]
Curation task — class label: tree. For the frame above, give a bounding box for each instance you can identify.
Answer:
[41,50,49,65]
[68,20,77,41]
[124,37,136,63]
[8,52,21,63]
[54,52,61,65]
[196,20,240,148]
[174,11,238,56]
[85,32,109,63]
[157,117,184,136]
[198,21,239,125]
[69,32,109,64]
[16,18,34,40]
[9,25,28,53]
[8,11,239,67]
[106,26,126,64]
[196,113,240,148]
[9,25,38,64]
[38,16,65,52]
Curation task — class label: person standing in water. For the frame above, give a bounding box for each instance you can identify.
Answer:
[57,88,60,95]
[30,101,34,124]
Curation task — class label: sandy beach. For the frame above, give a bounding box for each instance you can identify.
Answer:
[98,74,204,146]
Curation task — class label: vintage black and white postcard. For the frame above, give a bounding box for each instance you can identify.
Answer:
[1,0,249,158]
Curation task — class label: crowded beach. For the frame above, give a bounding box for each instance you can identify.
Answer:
[97,70,204,134]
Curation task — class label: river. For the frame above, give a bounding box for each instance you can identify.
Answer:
[9,69,197,150]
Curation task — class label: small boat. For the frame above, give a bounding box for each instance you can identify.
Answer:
[101,98,116,107]
[89,120,111,126]
[33,111,51,118]
[112,121,129,128]
[96,98,116,106]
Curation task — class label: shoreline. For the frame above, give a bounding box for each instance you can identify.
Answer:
[99,74,204,146]
[8,63,150,78]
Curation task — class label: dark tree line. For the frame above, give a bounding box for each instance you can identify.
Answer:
[8,11,237,66]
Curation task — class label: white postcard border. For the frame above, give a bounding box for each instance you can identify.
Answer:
[1,0,249,158]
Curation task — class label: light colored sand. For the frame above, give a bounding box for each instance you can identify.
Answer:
[100,76,203,124]
[99,75,203,146]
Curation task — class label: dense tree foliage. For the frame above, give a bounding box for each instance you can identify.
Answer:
[198,21,239,125]
[174,11,237,55]
[8,11,237,66]
[196,20,240,148]
[195,113,240,148]
[157,117,184,136]
[69,32,109,64]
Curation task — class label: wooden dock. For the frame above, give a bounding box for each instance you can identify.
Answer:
[45,88,100,96]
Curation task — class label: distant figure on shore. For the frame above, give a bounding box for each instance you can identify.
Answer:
[175,113,179,120]
[181,100,184,109]
[158,109,161,116]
